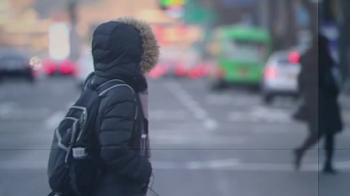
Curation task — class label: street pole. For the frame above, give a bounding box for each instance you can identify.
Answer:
[259,0,269,30]
[268,0,278,51]
[285,0,297,48]
[68,0,80,63]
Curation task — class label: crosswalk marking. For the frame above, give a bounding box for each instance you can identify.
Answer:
[164,81,218,130]
[2,158,350,172]
[149,109,193,120]
[149,130,246,145]
[228,106,293,123]
[206,94,296,109]
[0,102,51,121]
[205,95,257,106]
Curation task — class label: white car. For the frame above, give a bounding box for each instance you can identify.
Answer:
[261,51,301,104]
[75,53,94,88]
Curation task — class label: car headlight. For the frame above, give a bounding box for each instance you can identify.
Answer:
[29,56,42,70]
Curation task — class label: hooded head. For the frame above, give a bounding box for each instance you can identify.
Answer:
[91,17,159,80]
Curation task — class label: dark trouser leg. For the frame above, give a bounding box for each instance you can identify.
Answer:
[324,133,335,167]
[294,131,322,170]
[298,131,322,154]
[294,119,321,170]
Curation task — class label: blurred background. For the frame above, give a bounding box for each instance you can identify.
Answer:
[1,0,350,196]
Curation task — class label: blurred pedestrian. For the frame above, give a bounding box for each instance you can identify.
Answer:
[293,34,343,174]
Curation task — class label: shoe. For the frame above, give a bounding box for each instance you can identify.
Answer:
[323,165,337,175]
[293,149,303,171]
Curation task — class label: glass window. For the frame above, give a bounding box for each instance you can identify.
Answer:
[224,40,267,63]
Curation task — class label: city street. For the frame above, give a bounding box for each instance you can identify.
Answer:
[1,76,350,196]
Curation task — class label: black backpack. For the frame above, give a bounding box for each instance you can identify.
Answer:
[47,77,136,196]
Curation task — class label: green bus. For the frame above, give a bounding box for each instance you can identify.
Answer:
[207,25,271,89]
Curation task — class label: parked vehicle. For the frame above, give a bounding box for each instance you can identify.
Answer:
[261,50,301,104]
[147,47,205,79]
[42,59,77,76]
[0,51,36,83]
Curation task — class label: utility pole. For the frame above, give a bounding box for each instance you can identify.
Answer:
[268,0,278,51]
[257,0,269,30]
[68,0,80,62]
[284,0,297,48]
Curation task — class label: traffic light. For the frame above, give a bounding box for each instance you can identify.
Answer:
[159,0,185,10]
[160,0,185,6]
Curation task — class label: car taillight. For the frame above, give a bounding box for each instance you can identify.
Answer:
[174,63,186,77]
[60,60,75,74]
[289,51,300,64]
[60,65,71,74]
[43,61,56,74]
[188,66,202,79]
[148,64,165,78]
[264,67,278,79]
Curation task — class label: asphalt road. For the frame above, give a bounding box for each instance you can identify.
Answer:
[1,76,350,196]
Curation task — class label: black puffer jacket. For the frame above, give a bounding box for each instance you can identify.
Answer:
[89,18,159,196]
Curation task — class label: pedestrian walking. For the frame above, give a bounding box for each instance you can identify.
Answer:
[293,34,343,174]
[47,17,159,196]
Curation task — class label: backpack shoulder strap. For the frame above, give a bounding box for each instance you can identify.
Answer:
[92,79,138,124]
[96,79,135,97]
[83,72,95,90]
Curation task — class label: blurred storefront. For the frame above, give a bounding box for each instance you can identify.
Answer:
[77,0,181,44]
[78,0,202,58]
[0,0,53,57]
[0,0,200,61]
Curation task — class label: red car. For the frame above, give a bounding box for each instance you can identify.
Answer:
[187,62,210,79]
[147,61,188,78]
[147,62,169,78]
[43,59,77,76]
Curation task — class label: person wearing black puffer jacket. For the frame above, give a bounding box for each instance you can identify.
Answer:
[88,17,159,196]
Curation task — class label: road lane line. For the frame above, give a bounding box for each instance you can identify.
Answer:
[203,118,218,130]
[150,135,246,145]
[164,81,218,130]
[149,109,190,120]
[184,158,240,169]
[227,106,293,124]
[2,158,350,172]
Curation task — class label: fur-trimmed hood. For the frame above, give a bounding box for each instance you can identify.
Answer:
[117,17,160,74]
[92,17,160,78]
